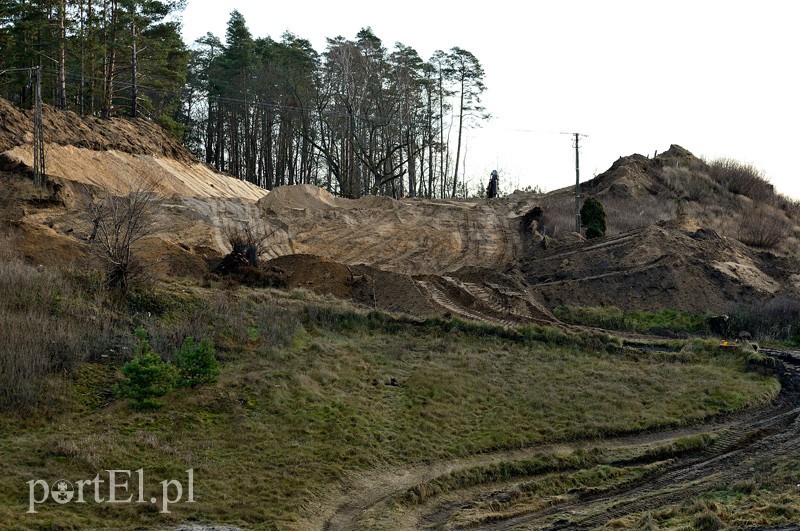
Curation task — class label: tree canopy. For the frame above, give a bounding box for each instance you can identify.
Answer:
[1,6,490,197]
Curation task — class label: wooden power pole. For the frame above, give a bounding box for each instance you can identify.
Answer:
[33,65,46,188]
[563,132,587,233]
[0,67,45,186]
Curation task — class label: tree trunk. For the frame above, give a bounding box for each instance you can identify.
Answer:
[205,98,214,165]
[130,19,137,117]
[438,72,445,198]
[102,0,118,118]
[57,0,67,109]
[452,76,465,198]
[406,126,416,197]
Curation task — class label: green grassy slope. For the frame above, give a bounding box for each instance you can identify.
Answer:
[0,279,779,529]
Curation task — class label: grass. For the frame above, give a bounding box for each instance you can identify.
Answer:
[0,234,783,529]
[0,292,777,528]
[620,488,800,530]
[554,304,710,336]
[616,441,800,529]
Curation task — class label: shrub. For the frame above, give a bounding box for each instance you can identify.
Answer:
[223,221,272,268]
[85,182,160,293]
[693,511,722,531]
[660,165,721,203]
[116,330,177,409]
[737,205,789,249]
[708,158,774,203]
[174,337,220,388]
[580,197,607,238]
[778,195,800,222]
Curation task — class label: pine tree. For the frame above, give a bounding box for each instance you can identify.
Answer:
[444,47,488,198]
[581,197,607,239]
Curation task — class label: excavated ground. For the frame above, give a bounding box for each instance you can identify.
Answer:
[3,100,799,325]
[4,100,800,529]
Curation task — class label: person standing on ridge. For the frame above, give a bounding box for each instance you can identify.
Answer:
[487,170,499,198]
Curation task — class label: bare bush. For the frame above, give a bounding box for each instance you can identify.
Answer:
[736,205,789,249]
[223,220,273,267]
[537,209,572,238]
[776,194,800,223]
[708,158,774,203]
[659,166,721,203]
[85,182,160,292]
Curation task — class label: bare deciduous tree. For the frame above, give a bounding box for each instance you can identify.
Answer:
[85,182,160,292]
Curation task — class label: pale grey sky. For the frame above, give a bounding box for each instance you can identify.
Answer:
[181,0,800,198]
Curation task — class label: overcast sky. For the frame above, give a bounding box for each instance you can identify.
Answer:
[181,1,799,198]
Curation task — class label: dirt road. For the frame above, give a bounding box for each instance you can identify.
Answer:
[318,348,800,530]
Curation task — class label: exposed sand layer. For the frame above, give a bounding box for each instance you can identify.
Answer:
[2,98,799,321]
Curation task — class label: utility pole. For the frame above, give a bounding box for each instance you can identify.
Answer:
[562,132,587,233]
[573,133,581,232]
[0,67,46,187]
[33,65,46,188]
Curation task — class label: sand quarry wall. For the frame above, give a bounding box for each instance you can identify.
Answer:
[3,96,797,319]
[256,185,540,276]
[3,144,267,202]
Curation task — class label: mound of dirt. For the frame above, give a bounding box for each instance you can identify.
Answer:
[521,220,798,313]
[257,184,538,276]
[265,254,439,316]
[260,184,340,212]
[583,144,705,199]
[1,145,267,202]
[4,94,799,325]
[259,184,404,213]
[0,98,193,162]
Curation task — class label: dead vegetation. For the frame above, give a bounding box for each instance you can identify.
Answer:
[0,237,110,408]
[736,204,790,249]
[84,181,161,292]
[708,157,775,203]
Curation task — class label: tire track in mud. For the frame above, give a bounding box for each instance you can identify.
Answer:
[434,349,800,530]
[319,349,800,531]
[414,276,534,328]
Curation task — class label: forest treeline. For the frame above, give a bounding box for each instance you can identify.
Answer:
[0,2,489,198]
